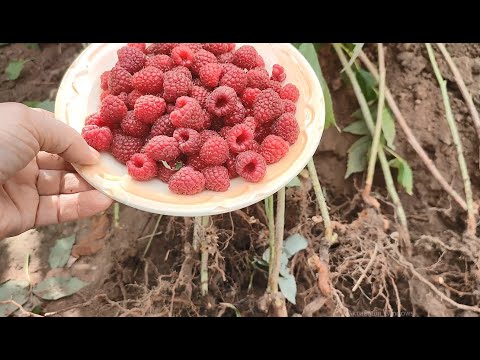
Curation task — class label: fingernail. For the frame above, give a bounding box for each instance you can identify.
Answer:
[89,147,101,163]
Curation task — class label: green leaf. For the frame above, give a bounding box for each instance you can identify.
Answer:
[175,161,183,170]
[5,59,29,80]
[298,43,338,130]
[344,120,369,135]
[350,105,396,148]
[286,176,301,188]
[291,43,301,49]
[389,158,413,195]
[356,68,378,102]
[33,277,88,300]
[48,234,76,268]
[0,280,30,317]
[262,248,288,269]
[284,234,308,258]
[345,135,372,179]
[278,273,297,305]
[25,43,39,50]
[342,43,365,72]
[380,107,396,149]
[23,100,55,112]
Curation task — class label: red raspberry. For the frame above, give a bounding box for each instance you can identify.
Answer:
[200,136,229,166]
[145,54,174,72]
[127,153,157,181]
[132,66,164,94]
[202,166,230,192]
[117,46,145,74]
[128,43,146,53]
[172,66,192,81]
[100,90,111,101]
[279,83,300,102]
[224,100,246,126]
[272,113,299,145]
[100,95,128,126]
[146,43,179,55]
[206,86,238,117]
[200,129,220,143]
[134,95,166,124]
[220,65,247,94]
[251,140,260,152]
[174,128,202,155]
[232,45,258,70]
[150,114,175,137]
[253,89,284,124]
[192,49,217,74]
[235,151,267,183]
[200,109,212,130]
[190,85,210,107]
[101,71,110,90]
[121,111,151,138]
[217,51,235,64]
[269,80,283,94]
[127,89,143,109]
[255,54,265,68]
[225,123,255,154]
[163,71,192,102]
[192,78,202,86]
[247,68,270,90]
[111,132,144,163]
[259,135,289,164]
[168,166,205,195]
[81,125,113,151]
[183,43,203,53]
[186,154,207,171]
[85,112,106,127]
[282,99,296,113]
[170,96,204,130]
[254,124,271,144]
[157,161,178,183]
[108,66,133,95]
[171,45,194,68]
[243,116,257,132]
[227,43,236,51]
[241,87,262,108]
[143,135,180,162]
[225,154,238,179]
[203,43,230,55]
[199,63,223,88]
[117,92,128,106]
[219,126,232,138]
[166,104,176,114]
[271,64,286,82]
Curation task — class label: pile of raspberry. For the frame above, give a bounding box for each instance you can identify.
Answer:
[81,43,300,195]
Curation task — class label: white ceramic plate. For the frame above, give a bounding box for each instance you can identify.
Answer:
[55,43,325,216]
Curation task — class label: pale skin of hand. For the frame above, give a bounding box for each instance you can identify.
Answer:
[0,103,113,239]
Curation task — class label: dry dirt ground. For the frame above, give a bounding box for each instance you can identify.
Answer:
[1,43,480,317]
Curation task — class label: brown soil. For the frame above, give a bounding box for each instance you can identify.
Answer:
[1,43,479,317]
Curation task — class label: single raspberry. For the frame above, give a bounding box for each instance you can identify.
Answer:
[225,123,255,154]
[279,83,300,102]
[241,87,262,108]
[251,140,260,152]
[85,112,106,127]
[247,68,270,90]
[100,90,112,101]
[259,135,289,164]
[203,43,230,55]
[117,92,129,106]
[146,43,179,55]
[206,86,238,117]
[168,166,205,195]
[209,117,225,132]
[271,64,286,82]
[145,54,174,72]
[101,71,110,90]
[100,95,128,126]
[132,66,164,94]
[232,45,258,70]
[150,114,175,137]
[157,161,178,183]
[186,154,207,171]
[255,54,265,68]
[202,166,230,192]
[174,128,202,155]
[191,49,217,74]
[127,89,143,109]
[224,100,246,126]
[163,71,192,102]
[171,45,194,68]
[111,132,144,163]
[217,51,235,64]
[200,136,229,166]
[200,129,220,143]
[253,89,284,124]
[200,109,212,130]
[183,43,203,53]
[189,85,210,107]
[219,65,247,94]
[166,104,176,114]
[143,135,180,162]
[243,116,257,132]
[81,125,113,151]
[269,80,283,94]
[271,113,299,145]
[170,96,204,130]
[117,46,145,74]
[127,153,157,181]
[128,43,146,53]
[199,63,223,88]
[134,95,166,124]
[121,111,151,138]
[219,126,232,138]
[254,124,271,144]
[171,66,193,81]
[225,154,238,179]
[282,99,296,113]
[108,66,133,95]
[235,151,267,183]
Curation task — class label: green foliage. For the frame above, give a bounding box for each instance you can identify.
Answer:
[5,59,29,80]
[33,277,88,300]
[345,135,371,178]
[0,280,30,317]
[25,43,40,50]
[24,100,55,112]
[286,176,301,188]
[48,235,76,268]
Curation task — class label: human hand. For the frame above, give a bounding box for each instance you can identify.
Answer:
[0,103,113,239]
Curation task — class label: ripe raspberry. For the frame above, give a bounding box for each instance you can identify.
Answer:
[134,95,166,124]
[253,89,284,124]
[157,161,178,183]
[224,101,246,126]
[121,111,151,138]
[170,96,204,130]
[174,128,202,155]
[241,87,262,108]
[168,166,205,195]
[203,43,230,55]
[219,126,232,138]
[202,166,230,192]
[150,114,175,137]
[143,135,180,162]
[186,154,207,171]
[127,153,157,181]
[199,63,223,88]
[128,43,146,52]
[191,49,217,74]
[100,95,128,126]
[146,43,179,55]
[219,65,247,94]
[225,154,238,179]
[171,45,194,68]
[200,136,229,166]
[255,54,265,68]
[132,66,164,94]
[101,71,110,90]
[271,64,286,82]
[108,66,133,95]
[163,71,192,102]
[117,92,129,105]
[243,116,257,132]
[226,123,255,154]
[200,109,212,130]
[254,124,271,143]
[171,66,192,81]
[100,90,111,101]
[217,51,235,64]
[166,104,176,114]
[127,89,143,109]
[183,43,203,53]
[192,78,202,86]
[117,46,145,74]
[111,132,144,163]
[85,112,106,127]
[282,99,296,113]
[235,151,266,183]
[145,54,174,72]
[190,85,210,107]
[251,140,260,152]
[247,68,270,90]
[279,83,300,102]
[232,45,258,70]
[259,135,289,164]
[271,113,299,145]
[206,86,238,117]
[269,80,283,94]
[200,129,220,143]
[81,125,113,151]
